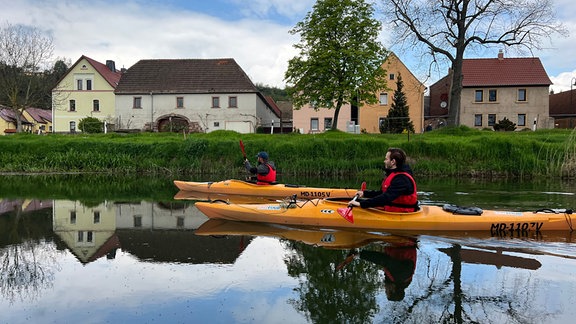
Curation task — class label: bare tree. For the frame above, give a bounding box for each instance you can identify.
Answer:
[0,23,54,132]
[383,0,568,126]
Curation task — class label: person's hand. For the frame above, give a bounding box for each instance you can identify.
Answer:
[355,190,364,197]
[348,200,360,207]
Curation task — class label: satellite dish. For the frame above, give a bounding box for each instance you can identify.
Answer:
[440,101,447,108]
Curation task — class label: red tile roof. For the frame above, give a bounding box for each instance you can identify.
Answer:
[462,57,551,87]
[549,89,576,116]
[82,55,123,88]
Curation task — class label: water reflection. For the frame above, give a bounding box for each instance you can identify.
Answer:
[1,175,576,323]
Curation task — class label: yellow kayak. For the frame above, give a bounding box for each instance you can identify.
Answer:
[195,219,414,249]
[174,179,358,199]
[194,198,575,234]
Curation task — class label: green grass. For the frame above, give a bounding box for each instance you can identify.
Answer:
[1,127,575,179]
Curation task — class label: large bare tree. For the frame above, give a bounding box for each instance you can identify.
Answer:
[0,23,54,132]
[383,0,567,126]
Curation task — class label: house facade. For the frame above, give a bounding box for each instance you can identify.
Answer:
[428,51,553,130]
[51,56,122,133]
[114,58,280,133]
[549,89,576,128]
[292,53,425,134]
[358,53,426,133]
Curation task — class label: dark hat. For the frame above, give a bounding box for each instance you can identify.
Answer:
[257,151,269,160]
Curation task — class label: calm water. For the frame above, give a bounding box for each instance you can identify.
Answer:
[1,174,576,324]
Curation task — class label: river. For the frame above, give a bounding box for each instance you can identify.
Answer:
[0,174,575,323]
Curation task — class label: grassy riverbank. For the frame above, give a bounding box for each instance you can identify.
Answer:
[1,126,575,179]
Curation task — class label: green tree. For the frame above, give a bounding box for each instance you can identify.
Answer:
[380,73,415,134]
[0,23,54,132]
[285,0,388,131]
[79,117,103,133]
[384,0,567,126]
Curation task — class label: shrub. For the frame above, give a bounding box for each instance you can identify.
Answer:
[79,117,103,133]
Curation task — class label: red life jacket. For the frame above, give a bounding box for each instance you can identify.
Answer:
[380,171,418,212]
[256,163,276,185]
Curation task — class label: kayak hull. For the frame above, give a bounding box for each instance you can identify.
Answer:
[174,179,357,199]
[194,198,575,234]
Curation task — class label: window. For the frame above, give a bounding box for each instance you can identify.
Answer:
[87,231,93,243]
[70,121,76,133]
[489,89,497,102]
[69,100,76,112]
[93,100,100,112]
[518,114,526,126]
[475,90,483,102]
[518,89,527,102]
[228,96,238,108]
[133,97,142,108]
[389,73,395,80]
[311,118,319,131]
[77,231,84,242]
[77,79,83,90]
[93,211,100,224]
[70,211,76,224]
[133,215,142,227]
[488,114,496,126]
[213,122,220,127]
[212,96,220,108]
[177,217,184,227]
[176,97,184,108]
[86,79,92,90]
[379,93,388,105]
[324,118,332,130]
[474,114,482,126]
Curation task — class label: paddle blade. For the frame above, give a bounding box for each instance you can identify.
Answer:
[239,140,246,159]
[337,207,354,223]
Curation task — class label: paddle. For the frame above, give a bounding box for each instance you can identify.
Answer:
[337,182,366,223]
[239,140,247,160]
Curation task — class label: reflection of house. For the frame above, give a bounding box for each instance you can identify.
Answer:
[51,55,123,133]
[428,50,553,130]
[0,199,52,215]
[52,200,118,264]
[51,199,247,264]
[292,53,425,134]
[549,89,576,128]
[114,58,280,133]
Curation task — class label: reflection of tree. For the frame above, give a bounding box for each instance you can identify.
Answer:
[389,244,556,323]
[284,241,384,323]
[0,203,61,304]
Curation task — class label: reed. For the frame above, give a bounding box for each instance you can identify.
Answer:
[0,127,574,179]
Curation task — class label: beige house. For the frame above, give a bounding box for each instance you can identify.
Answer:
[292,53,425,134]
[428,51,553,130]
[52,56,122,133]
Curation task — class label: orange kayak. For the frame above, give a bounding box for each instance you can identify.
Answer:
[174,179,358,199]
[195,198,575,234]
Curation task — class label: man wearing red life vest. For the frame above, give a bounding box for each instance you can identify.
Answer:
[348,147,418,212]
[244,151,277,185]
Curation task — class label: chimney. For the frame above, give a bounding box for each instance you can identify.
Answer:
[106,60,116,72]
[497,49,504,60]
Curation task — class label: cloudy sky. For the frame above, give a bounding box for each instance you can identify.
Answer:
[2,0,576,93]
